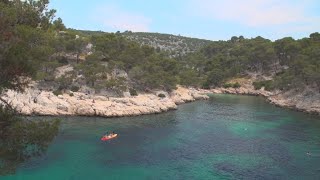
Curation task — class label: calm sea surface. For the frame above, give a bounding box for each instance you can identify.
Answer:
[2,94,320,180]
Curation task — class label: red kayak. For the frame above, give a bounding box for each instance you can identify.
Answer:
[101,134,118,141]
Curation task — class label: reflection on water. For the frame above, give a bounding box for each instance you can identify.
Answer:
[1,94,320,179]
[0,116,60,176]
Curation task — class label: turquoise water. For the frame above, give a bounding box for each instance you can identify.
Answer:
[2,94,320,180]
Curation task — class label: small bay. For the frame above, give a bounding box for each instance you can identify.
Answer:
[2,94,320,180]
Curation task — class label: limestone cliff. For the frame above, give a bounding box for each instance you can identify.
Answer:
[211,78,320,115]
[0,86,209,117]
[268,87,320,115]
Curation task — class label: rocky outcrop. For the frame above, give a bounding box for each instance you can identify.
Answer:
[211,82,320,115]
[211,87,273,97]
[170,86,209,104]
[0,86,209,117]
[268,87,320,115]
[211,77,274,97]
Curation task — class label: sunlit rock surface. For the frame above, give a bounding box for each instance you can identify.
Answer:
[1,86,209,117]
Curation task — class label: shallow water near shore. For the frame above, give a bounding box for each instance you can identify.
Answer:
[2,94,320,180]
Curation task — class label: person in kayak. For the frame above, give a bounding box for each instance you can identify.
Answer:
[103,131,115,138]
[104,132,111,138]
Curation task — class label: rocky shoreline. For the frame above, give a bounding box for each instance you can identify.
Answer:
[267,88,320,115]
[1,83,319,117]
[1,86,209,117]
[210,86,320,115]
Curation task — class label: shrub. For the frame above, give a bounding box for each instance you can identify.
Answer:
[202,82,210,89]
[43,75,55,82]
[223,82,241,88]
[58,56,69,65]
[232,82,241,88]
[53,90,62,96]
[71,86,80,92]
[223,83,232,88]
[158,93,166,98]
[129,88,138,96]
[35,72,46,81]
[253,80,274,91]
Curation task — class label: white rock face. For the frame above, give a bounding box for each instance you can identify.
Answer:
[171,86,209,104]
[268,87,320,115]
[1,86,209,117]
[211,85,320,115]
[211,87,273,97]
[54,65,74,78]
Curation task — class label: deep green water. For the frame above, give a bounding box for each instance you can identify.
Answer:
[2,94,320,180]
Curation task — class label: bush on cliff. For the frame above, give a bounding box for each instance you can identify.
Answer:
[158,93,166,98]
[129,88,138,96]
[71,86,80,92]
[223,83,232,88]
[253,80,274,91]
[233,82,241,88]
[53,90,62,96]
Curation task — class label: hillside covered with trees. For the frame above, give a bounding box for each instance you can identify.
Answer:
[179,34,320,91]
[33,30,181,94]
[121,31,212,57]
[75,30,212,58]
[1,1,319,100]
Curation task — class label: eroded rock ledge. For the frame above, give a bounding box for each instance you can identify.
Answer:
[211,87,320,115]
[1,86,209,117]
[268,88,320,115]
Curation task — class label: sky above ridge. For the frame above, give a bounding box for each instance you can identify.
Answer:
[49,0,320,41]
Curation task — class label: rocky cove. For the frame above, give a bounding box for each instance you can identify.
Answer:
[1,86,209,117]
[1,80,319,117]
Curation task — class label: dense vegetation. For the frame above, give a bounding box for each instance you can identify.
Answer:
[1,1,319,95]
[15,9,317,94]
[0,107,60,175]
[121,31,212,57]
[37,31,180,93]
[49,30,211,93]
[87,33,179,91]
[0,0,61,175]
[74,30,212,57]
[180,35,320,90]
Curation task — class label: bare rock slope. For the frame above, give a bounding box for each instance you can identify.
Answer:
[211,78,320,115]
[1,86,209,117]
